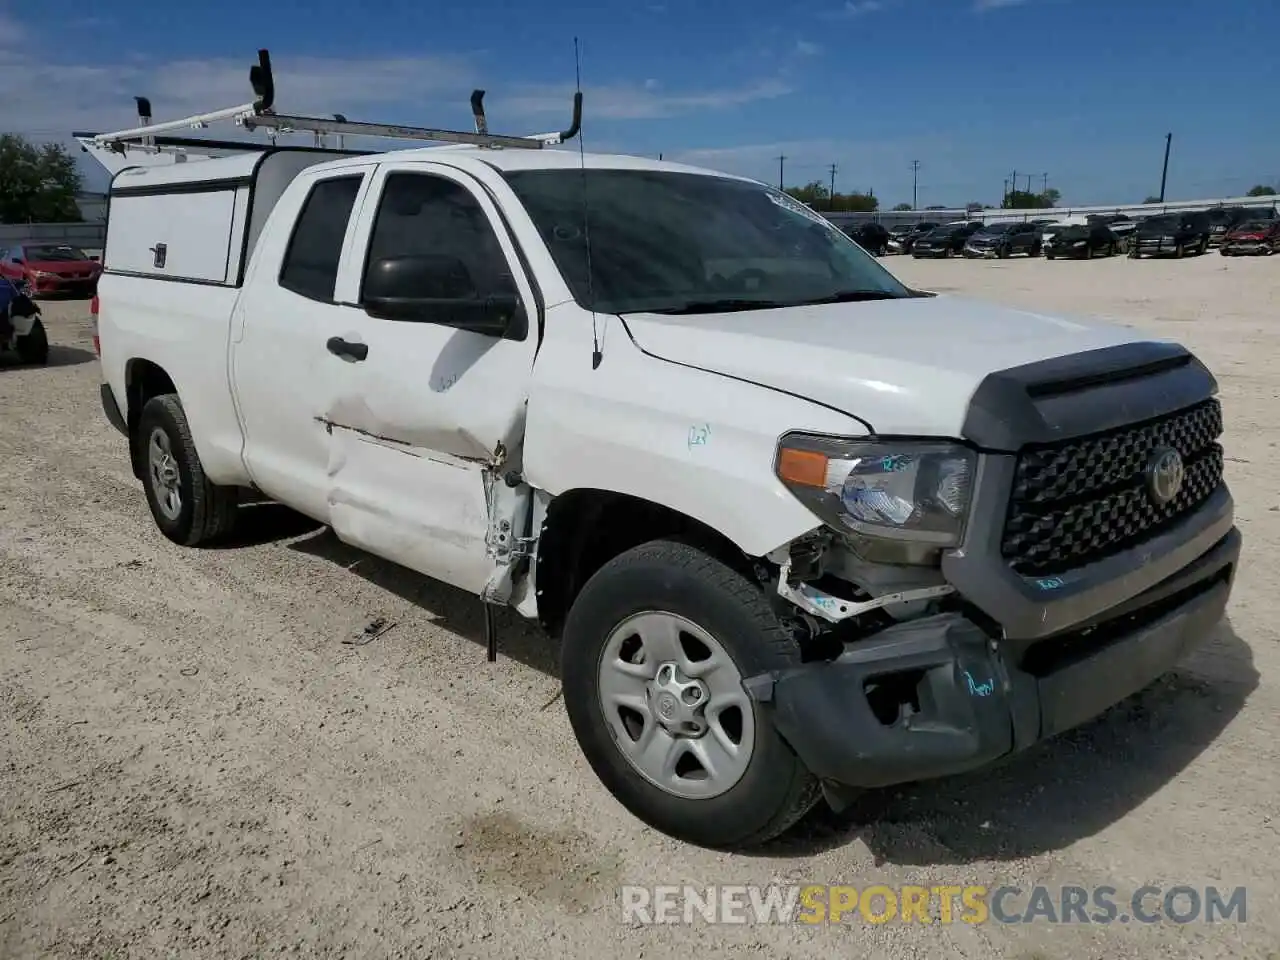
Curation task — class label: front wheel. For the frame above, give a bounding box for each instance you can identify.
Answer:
[134,394,239,546]
[560,540,819,849]
[14,316,48,364]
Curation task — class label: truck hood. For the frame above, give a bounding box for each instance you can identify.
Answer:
[621,295,1149,437]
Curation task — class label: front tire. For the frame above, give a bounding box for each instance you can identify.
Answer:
[561,540,819,849]
[15,316,48,364]
[134,394,239,546]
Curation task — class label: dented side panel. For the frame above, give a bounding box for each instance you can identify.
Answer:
[317,159,542,595]
[326,429,497,593]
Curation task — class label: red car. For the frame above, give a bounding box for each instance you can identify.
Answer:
[1220,218,1280,256]
[0,242,102,297]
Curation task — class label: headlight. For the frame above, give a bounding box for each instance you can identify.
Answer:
[1072,240,1086,246]
[31,270,55,279]
[1161,235,1175,242]
[775,435,976,546]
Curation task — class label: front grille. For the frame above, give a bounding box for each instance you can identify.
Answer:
[1001,398,1224,576]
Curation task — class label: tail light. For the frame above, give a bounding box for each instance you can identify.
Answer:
[91,294,100,356]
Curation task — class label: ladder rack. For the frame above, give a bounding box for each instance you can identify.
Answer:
[92,48,583,155]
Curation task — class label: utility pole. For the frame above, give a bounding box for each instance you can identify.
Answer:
[1025,174,1032,194]
[1008,170,1018,205]
[911,160,920,210]
[1159,132,1172,203]
[777,155,786,190]
[1042,172,1049,194]
[658,152,663,161]
[828,163,838,209]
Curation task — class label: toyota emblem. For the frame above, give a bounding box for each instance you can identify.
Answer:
[1147,447,1185,505]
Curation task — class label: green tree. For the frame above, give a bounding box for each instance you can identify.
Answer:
[1246,184,1277,197]
[783,181,878,212]
[1143,196,1162,204]
[1002,188,1060,209]
[784,181,829,207]
[925,205,947,210]
[892,202,913,211]
[0,135,83,223]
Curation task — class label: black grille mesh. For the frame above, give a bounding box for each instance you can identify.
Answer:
[1001,399,1224,576]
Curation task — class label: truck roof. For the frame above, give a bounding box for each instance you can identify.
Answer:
[108,143,754,195]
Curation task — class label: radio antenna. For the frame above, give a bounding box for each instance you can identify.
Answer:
[574,37,602,370]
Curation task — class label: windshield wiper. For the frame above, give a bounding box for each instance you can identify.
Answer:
[788,289,904,305]
[646,298,789,315]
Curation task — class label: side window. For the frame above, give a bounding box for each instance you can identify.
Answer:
[278,175,363,302]
[361,172,514,302]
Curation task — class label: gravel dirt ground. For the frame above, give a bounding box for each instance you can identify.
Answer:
[2,252,1278,960]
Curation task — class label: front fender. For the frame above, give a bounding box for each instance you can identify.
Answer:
[523,309,869,558]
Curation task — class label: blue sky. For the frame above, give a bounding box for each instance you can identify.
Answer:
[4,0,1278,206]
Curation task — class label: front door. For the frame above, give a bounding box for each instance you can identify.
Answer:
[321,161,542,595]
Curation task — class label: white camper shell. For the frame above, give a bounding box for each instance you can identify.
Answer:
[106,151,357,286]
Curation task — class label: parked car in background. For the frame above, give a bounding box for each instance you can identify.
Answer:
[1130,211,1211,258]
[886,221,939,255]
[1087,214,1137,251]
[962,221,1042,258]
[845,221,891,256]
[1205,207,1252,247]
[1220,217,1280,256]
[911,221,983,258]
[1043,222,1120,259]
[0,242,103,297]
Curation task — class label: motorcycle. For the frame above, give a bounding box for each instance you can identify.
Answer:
[1,277,48,365]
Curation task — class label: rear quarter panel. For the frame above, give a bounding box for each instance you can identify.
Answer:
[98,273,248,486]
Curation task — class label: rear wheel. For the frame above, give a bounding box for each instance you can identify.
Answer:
[560,540,819,849]
[14,316,48,365]
[135,394,239,546]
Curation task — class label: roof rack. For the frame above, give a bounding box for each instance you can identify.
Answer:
[92,48,583,156]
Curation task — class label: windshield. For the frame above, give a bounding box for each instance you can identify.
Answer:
[1235,221,1272,231]
[502,169,911,314]
[25,244,89,261]
[978,223,1013,234]
[1143,216,1180,230]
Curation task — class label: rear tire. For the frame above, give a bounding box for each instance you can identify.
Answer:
[15,317,48,365]
[134,394,239,546]
[560,539,820,849]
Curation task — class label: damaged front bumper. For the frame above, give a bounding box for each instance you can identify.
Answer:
[748,524,1238,790]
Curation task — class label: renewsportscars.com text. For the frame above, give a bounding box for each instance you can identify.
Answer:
[620,884,1247,925]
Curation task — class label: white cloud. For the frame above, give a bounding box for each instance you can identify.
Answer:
[794,39,822,57]
[500,78,792,121]
[2,15,793,143]
[974,0,1028,10]
[835,0,885,16]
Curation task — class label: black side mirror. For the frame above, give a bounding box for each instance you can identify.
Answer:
[361,254,525,338]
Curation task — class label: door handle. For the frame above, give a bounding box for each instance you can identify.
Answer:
[326,336,368,361]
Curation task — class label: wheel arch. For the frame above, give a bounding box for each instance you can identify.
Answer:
[533,487,765,639]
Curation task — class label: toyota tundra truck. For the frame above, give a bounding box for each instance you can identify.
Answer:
[89,54,1240,849]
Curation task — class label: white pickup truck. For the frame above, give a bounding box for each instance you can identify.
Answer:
[93,69,1240,850]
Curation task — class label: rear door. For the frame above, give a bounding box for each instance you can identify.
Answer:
[319,161,543,595]
[231,163,378,521]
